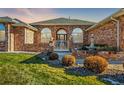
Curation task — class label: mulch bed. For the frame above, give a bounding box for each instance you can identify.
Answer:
[98,69,124,84]
[65,66,124,84]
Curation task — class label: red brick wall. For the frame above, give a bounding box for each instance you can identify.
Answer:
[85,15,124,51]
[12,27,41,52]
[34,25,92,49]
[0,24,93,52]
[85,20,117,47]
[119,15,124,50]
[0,41,5,51]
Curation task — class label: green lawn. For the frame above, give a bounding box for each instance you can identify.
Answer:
[0,53,107,85]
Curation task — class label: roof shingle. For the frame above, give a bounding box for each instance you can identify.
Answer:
[31,17,95,25]
[0,16,14,23]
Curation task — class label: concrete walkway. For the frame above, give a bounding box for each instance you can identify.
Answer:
[55,51,71,60]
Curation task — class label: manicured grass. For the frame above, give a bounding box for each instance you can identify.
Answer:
[0,53,107,85]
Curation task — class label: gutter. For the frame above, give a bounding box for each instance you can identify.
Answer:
[111,17,120,51]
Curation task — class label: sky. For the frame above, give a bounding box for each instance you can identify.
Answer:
[0,8,120,23]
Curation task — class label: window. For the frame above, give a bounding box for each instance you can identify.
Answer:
[72,28,83,43]
[0,24,5,42]
[41,28,52,43]
[25,28,34,44]
[57,29,67,34]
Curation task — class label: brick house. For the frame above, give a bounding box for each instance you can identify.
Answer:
[1,9,124,52]
[31,18,94,50]
[85,9,124,51]
[0,17,39,52]
[0,17,94,52]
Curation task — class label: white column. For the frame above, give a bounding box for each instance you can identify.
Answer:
[7,24,11,52]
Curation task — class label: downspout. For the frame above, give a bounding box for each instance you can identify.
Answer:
[111,17,120,51]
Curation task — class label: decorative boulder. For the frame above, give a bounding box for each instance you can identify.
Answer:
[49,52,59,60]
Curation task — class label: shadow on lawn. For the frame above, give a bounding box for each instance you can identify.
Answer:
[20,53,45,64]
[20,53,63,68]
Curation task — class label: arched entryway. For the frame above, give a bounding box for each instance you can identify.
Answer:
[56,29,67,49]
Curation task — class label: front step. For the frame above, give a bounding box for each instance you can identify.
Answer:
[54,49,70,52]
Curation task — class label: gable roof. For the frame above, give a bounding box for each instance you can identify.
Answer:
[0,16,14,23]
[0,16,37,31]
[12,19,38,31]
[86,9,124,31]
[31,17,95,26]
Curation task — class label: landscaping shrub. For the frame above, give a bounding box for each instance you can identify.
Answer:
[103,46,117,51]
[71,51,78,58]
[49,52,59,60]
[82,44,117,52]
[62,55,76,66]
[78,46,89,50]
[96,45,113,51]
[84,56,108,73]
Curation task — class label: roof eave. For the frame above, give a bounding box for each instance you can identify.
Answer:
[31,23,94,26]
[86,9,124,31]
[12,24,38,31]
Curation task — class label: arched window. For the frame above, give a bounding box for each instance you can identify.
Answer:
[57,29,67,34]
[41,28,52,43]
[72,28,83,43]
[0,24,5,42]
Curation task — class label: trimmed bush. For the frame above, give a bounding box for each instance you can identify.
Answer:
[84,56,108,73]
[49,52,59,60]
[71,51,78,58]
[62,55,76,66]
